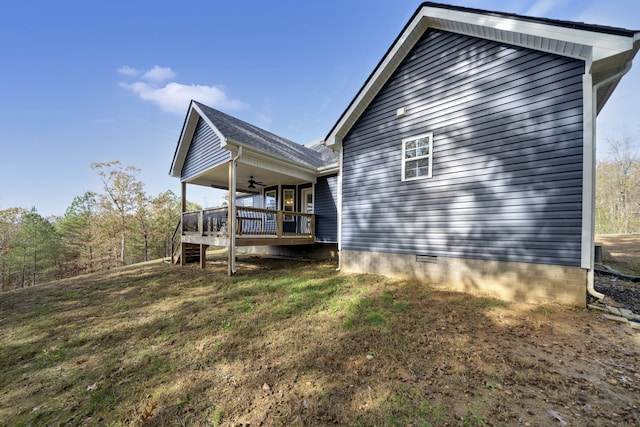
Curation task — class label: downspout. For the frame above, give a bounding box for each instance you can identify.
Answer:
[336,146,343,271]
[228,146,242,276]
[586,60,633,300]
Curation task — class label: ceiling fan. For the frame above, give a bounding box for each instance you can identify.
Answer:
[247,176,266,189]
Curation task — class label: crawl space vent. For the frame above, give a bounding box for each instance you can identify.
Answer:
[416,255,437,264]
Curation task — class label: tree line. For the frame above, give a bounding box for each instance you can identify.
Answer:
[596,134,640,234]
[0,161,200,291]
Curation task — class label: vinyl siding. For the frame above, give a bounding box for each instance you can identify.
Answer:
[181,118,230,180]
[315,175,338,243]
[341,29,585,267]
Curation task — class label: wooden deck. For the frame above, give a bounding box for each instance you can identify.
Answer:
[172,207,315,264]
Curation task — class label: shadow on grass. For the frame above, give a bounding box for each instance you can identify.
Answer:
[2,256,640,426]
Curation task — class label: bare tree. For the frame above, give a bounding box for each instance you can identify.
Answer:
[596,133,640,234]
[91,161,143,266]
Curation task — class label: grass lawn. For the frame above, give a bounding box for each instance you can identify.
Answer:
[1,250,640,426]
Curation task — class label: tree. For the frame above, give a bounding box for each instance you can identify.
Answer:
[133,189,151,262]
[57,192,97,275]
[8,209,60,287]
[91,161,143,266]
[150,190,181,259]
[0,208,25,291]
[596,133,640,234]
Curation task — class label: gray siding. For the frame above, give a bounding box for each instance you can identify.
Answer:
[315,175,338,243]
[341,30,585,266]
[181,118,230,180]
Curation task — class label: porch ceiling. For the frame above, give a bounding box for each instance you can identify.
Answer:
[185,162,314,193]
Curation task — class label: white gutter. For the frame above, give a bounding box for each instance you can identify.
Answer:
[586,60,633,300]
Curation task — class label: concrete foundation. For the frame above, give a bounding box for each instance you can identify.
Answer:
[341,249,587,307]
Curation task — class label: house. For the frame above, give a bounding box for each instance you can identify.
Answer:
[169,2,639,306]
[169,102,339,274]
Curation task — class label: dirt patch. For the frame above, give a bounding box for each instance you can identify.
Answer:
[595,234,640,313]
[1,256,640,426]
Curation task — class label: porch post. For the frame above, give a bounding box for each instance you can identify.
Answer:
[181,181,187,213]
[200,244,208,269]
[228,159,237,276]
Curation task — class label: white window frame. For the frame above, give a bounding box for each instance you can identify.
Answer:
[401,132,433,181]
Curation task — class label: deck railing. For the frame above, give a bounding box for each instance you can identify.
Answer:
[181,207,314,239]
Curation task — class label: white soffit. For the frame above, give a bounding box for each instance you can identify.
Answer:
[421,6,634,63]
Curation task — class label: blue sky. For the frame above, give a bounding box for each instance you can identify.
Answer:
[1,0,639,217]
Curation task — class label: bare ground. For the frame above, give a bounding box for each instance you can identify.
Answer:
[1,242,640,426]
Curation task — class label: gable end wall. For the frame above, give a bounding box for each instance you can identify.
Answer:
[341,29,585,267]
[181,118,231,180]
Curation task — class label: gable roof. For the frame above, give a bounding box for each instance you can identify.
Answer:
[325,2,640,149]
[170,101,338,178]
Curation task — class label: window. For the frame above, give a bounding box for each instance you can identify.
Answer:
[265,189,276,220]
[283,189,295,221]
[402,133,433,181]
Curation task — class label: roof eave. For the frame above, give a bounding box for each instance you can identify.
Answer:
[324,3,640,147]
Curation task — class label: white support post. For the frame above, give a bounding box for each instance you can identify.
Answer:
[228,159,237,276]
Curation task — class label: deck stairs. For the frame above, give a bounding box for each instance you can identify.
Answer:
[172,242,202,265]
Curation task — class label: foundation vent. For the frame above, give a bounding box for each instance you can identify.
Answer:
[416,255,438,264]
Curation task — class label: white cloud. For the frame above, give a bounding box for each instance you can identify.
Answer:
[120,81,246,114]
[142,65,176,83]
[117,65,140,76]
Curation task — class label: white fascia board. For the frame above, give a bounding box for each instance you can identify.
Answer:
[191,103,227,145]
[169,105,200,177]
[317,163,340,176]
[326,15,428,147]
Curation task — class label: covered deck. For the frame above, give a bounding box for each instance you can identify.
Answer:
[180,206,314,247]
[171,205,316,269]
[169,101,338,275]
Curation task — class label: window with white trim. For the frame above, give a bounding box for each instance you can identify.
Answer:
[402,133,433,181]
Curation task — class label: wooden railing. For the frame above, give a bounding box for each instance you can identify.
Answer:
[170,218,182,263]
[181,207,314,239]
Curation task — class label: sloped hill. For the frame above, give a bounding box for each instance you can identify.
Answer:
[1,253,639,426]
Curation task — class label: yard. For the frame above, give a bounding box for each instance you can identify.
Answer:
[1,238,639,426]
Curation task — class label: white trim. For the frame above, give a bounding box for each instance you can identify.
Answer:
[192,103,227,144]
[170,105,200,177]
[419,6,635,62]
[337,149,343,269]
[301,187,314,214]
[401,132,433,181]
[581,73,595,270]
[283,188,295,221]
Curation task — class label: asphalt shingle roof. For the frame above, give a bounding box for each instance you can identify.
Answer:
[195,102,337,169]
